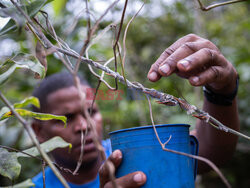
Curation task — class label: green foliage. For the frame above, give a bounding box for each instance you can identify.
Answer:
[13,96,40,109]
[0,0,55,36]
[6,179,35,188]
[17,136,71,158]
[52,0,67,16]
[0,136,71,183]
[0,148,21,180]
[0,108,67,127]
[0,53,45,84]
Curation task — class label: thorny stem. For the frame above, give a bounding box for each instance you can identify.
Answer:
[196,0,247,11]
[54,46,250,141]
[146,96,232,188]
[209,116,250,140]
[0,91,70,188]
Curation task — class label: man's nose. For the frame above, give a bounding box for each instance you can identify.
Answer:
[73,114,89,133]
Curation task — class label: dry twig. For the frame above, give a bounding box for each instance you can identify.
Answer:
[196,0,247,11]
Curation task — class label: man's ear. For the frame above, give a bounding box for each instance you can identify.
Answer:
[32,120,45,143]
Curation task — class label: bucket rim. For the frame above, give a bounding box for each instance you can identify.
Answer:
[109,124,190,135]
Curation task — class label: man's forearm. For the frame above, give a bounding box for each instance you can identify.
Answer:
[192,98,239,173]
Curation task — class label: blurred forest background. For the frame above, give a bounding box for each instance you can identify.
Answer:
[0,0,249,187]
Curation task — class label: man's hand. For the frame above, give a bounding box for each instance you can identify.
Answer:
[99,150,147,188]
[147,34,238,94]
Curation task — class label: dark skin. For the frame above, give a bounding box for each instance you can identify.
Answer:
[32,85,104,185]
[99,34,240,188]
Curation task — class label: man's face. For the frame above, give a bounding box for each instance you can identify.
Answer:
[36,85,103,169]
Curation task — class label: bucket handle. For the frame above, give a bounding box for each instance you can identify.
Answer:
[189,135,199,180]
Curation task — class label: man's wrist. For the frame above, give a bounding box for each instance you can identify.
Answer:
[203,76,239,106]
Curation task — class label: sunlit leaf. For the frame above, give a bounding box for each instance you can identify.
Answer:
[14,96,40,109]
[13,179,35,188]
[0,19,17,36]
[0,109,67,127]
[1,179,35,188]
[52,0,67,16]
[17,136,72,158]
[0,18,16,35]
[0,106,10,119]
[0,53,45,84]
[0,148,21,180]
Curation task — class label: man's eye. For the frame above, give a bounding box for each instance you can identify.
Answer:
[66,114,75,121]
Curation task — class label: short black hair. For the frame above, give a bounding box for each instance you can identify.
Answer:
[32,71,90,112]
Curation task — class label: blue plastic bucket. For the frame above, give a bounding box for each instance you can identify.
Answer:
[109,124,198,188]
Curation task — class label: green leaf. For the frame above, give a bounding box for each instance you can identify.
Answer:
[0,53,45,84]
[0,19,17,36]
[0,109,67,127]
[1,179,35,188]
[13,179,35,188]
[0,148,21,180]
[0,106,10,119]
[17,136,72,158]
[14,96,40,109]
[27,0,47,18]
[52,0,67,16]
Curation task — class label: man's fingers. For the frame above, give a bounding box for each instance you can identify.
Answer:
[148,34,201,82]
[176,48,226,73]
[99,150,122,187]
[104,172,147,188]
[188,66,225,87]
[157,42,198,77]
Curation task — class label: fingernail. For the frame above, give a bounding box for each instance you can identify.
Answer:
[159,64,170,75]
[133,173,143,183]
[178,60,189,69]
[192,76,199,83]
[112,150,121,159]
[148,72,158,80]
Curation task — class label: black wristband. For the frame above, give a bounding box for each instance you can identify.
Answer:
[203,76,239,106]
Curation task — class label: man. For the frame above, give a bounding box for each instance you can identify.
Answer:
[32,34,239,188]
[32,72,112,187]
[99,34,240,187]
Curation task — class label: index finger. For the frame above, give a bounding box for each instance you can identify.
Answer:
[147,34,201,82]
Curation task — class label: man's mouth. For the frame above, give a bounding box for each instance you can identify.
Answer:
[73,137,96,153]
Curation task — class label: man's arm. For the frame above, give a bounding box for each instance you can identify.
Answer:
[147,33,240,173]
[192,97,239,173]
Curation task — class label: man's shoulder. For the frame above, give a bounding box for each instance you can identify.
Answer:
[32,167,62,188]
[32,139,112,187]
